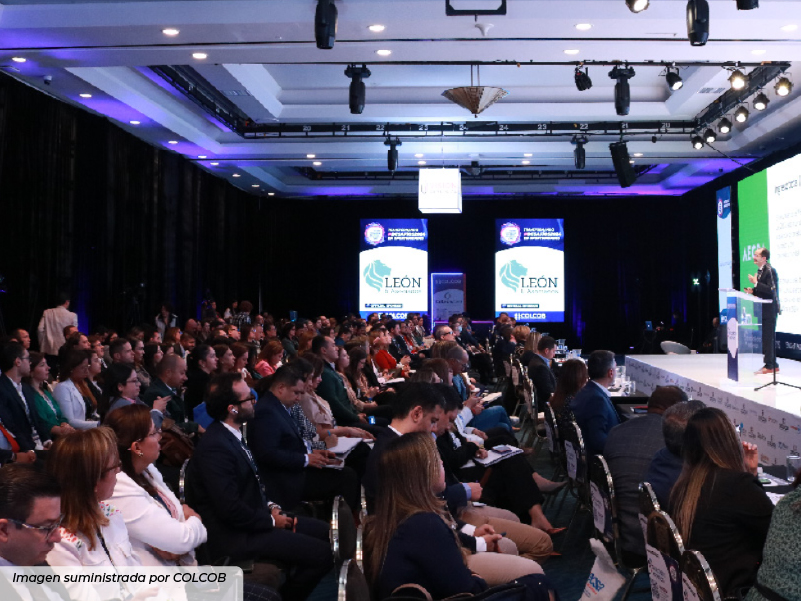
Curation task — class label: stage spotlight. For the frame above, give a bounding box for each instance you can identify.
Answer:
[775,77,793,97]
[734,105,749,123]
[573,137,587,169]
[469,161,482,176]
[704,128,717,144]
[384,137,401,171]
[345,64,371,114]
[686,0,710,46]
[315,0,338,49]
[609,141,637,188]
[691,135,704,149]
[736,0,759,9]
[574,67,593,91]
[625,0,650,13]
[665,68,683,91]
[729,69,748,90]
[753,92,769,111]
[718,118,732,133]
[608,65,636,116]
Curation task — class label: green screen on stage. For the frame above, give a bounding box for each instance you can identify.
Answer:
[737,169,769,291]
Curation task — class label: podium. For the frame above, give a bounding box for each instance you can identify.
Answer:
[720,289,771,382]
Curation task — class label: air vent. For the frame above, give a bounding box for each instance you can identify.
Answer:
[222,90,252,97]
[699,87,728,94]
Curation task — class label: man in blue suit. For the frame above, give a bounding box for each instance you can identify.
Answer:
[569,350,620,457]
[248,365,359,510]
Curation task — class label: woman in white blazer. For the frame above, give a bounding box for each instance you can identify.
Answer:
[46,428,147,601]
[52,350,100,429]
[105,404,207,566]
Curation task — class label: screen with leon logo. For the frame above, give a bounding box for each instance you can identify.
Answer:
[359,219,428,319]
[494,219,565,322]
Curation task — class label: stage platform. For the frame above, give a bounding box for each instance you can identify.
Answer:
[625,354,801,466]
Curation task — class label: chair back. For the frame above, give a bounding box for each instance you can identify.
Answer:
[638,481,660,542]
[511,357,522,387]
[331,496,357,564]
[543,402,561,456]
[355,525,363,570]
[680,550,722,601]
[589,455,617,547]
[178,458,191,503]
[645,511,685,601]
[337,558,371,601]
[660,341,690,355]
[560,419,587,484]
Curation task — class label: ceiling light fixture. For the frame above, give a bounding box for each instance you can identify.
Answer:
[633,152,643,157]
[198,155,207,159]
[564,49,580,55]
[375,49,392,56]
[609,65,635,116]
[79,93,92,98]
[574,66,593,91]
[573,136,587,170]
[704,128,717,144]
[252,184,259,188]
[192,52,207,60]
[210,162,219,166]
[168,140,178,144]
[734,105,749,123]
[625,0,650,13]
[521,160,530,165]
[233,174,241,177]
[718,118,732,133]
[313,161,322,166]
[442,64,508,117]
[729,69,747,90]
[268,192,275,196]
[609,141,638,187]
[418,160,426,165]
[687,0,710,46]
[751,49,766,55]
[415,153,424,158]
[306,154,316,158]
[691,135,704,149]
[753,92,769,111]
[368,24,385,32]
[524,153,533,157]
[345,64,371,114]
[575,23,593,30]
[735,0,759,9]
[162,28,180,36]
[781,24,798,32]
[775,76,793,97]
[385,137,401,172]
[11,57,26,63]
[315,0,338,49]
[665,67,683,91]
[129,120,140,125]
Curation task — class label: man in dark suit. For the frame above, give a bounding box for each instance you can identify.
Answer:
[386,320,409,362]
[142,354,201,436]
[0,464,72,600]
[0,343,51,456]
[186,372,332,600]
[603,386,687,558]
[527,336,558,406]
[569,350,620,457]
[248,365,359,510]
[745,247,780,374]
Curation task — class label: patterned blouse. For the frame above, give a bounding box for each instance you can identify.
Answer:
[289,402,327,450]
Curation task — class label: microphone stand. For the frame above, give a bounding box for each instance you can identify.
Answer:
[755,262,801,392]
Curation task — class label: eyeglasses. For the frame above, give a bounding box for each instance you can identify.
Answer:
[8,515,64,538]
[233,394,257,405]
[125,378,140,384]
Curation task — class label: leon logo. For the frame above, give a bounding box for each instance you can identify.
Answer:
[364,260,391,291]
[499,222,521,246]
[500,260,527,291]
[364,222,385,246]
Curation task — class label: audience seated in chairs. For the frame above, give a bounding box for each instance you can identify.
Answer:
[527,336,559,406]
[519,330,542,368]
[141,354,202,436]
[24,352,75,440]
[99,362,166,429]
[0,342,52,455]
[549,359,587,430]
[184,344,218,418]
[644,400,706,508]
[52,350,100,430]
[105,404,207,566]
[365,431,556,601]
[340,347,394,417]
[248,364,362,512]
[670,407,773,598]
[108,337,134,366]
[569,350,620,457]
[130,338,151,392]
[603,385,687,558]
[186,372,333,600]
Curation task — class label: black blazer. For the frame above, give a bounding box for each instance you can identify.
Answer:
[184,369,210,418]
[753,264,780,312]
[248,391,308,509]
[186,420,275,561]
[0,375,50,451]
[142,377,198,435]
[388,336,408,361]
[528,355,557,404]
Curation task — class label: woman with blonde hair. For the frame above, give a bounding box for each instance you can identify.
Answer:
[670,408,773,598]
[521,330,542,366]
[513,325,531,358]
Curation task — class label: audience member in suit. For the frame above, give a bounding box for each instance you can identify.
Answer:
[184,344,218,418]
[386,320,409,362]
[0,464,72,600]
[446,346,513,433]
[142,354,202,436]
[52,351,100,431]
[365,432,554,600]
[603,386,687,558]
[645,400,706,508]
[36,293,78,361]
[98,363,166,429]
[527,336,558,406]
[248,365,360,511]
[569,350,620,457]
[670,408,773,598]
[0,342,51,453]
[186,372,332,600]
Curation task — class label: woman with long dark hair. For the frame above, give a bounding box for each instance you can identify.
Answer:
[52,350,100,429]
[26,352,75,438]
[550,358,588,426]
[670,407,773,598]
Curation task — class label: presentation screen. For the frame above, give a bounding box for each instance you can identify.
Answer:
[359,219,428,319]
[738,153,801,339]
[494,219,565,322]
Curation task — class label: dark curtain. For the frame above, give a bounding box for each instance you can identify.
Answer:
[0,74,261,336]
